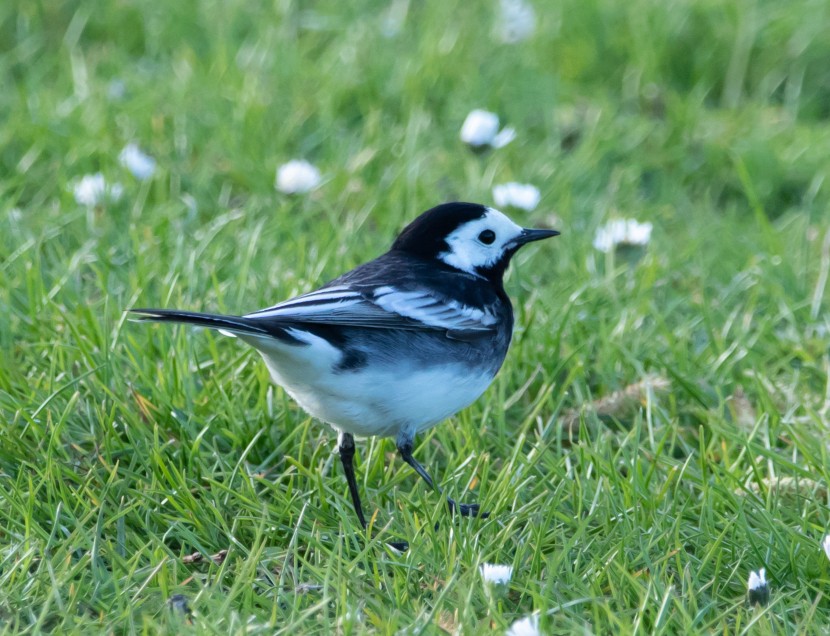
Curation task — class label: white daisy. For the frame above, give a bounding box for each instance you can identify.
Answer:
[460,110,516,149]
[822,534,830,562]
[480,563,513,585]
[275,160,322,194]
[492,182,541,211]
[119,143,156,180]
[506,614,540,636]
[494,0,536,44]
[592,219,653,253]
[747,568,769,606]
[72,173,124,207]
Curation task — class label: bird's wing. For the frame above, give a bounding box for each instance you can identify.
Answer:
[244,284,498,334]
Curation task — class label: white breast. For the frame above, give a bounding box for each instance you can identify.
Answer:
[242,331,495,439]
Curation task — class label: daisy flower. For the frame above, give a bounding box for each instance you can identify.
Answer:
[276,160,322,194]
[494,0,536,44]
[506,613,540,636]
[119,143,156,180]
[592,219,652,253]
[480,563,513,585]
[493,182,541,211]
[460,110,516,149]
[747,568,769,606]
[72,173,123,207]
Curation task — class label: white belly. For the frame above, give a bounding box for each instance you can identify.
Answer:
[244,330,495,438]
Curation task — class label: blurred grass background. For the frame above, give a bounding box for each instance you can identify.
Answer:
[1,0,829,633]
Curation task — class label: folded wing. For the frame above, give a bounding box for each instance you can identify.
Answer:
[244,284,497,336]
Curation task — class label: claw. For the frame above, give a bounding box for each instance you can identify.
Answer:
[447,498,490,518]
[386,540,409,552]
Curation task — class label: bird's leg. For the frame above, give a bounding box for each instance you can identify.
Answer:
[338,432,409,551]
[338,432,367,529]
[396,436,489,518]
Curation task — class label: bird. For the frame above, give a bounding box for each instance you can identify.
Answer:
[131,202,558,541]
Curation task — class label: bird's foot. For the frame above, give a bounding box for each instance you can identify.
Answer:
[385,539,409,552]
[447,498,490,518]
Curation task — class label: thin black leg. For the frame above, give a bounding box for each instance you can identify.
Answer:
[338,433,409,551]
[396,438,489,518]
[338,432,367,529]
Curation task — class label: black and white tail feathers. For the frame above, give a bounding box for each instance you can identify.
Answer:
[129,309,270,337]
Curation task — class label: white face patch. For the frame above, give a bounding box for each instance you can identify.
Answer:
[439,207,524,275]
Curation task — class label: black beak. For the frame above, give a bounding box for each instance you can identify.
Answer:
[515,227,560,246]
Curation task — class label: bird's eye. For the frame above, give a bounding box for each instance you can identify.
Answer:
[478,230,496,245]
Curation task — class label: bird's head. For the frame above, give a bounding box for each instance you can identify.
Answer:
[391,202,559,282]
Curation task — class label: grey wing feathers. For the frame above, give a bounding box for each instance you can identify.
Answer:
[245,284,497,335]
[244,286,418,329]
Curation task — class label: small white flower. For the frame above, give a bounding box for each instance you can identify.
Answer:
[593,219,653,253]
[276,160,322,194]
[506,613,540,636]
[491,126,517,148]
[747,567,769,606]
[495,0,536,44]
[460,109,516,149]
[493,182,541,211]
[72,173,124,207]
[822,535,830,562]
[461,110,498,146]
[119,143,156,180]
[747,568,766,590]
[480,563,513,585]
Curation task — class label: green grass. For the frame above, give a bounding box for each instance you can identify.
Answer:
[2,0,830,632]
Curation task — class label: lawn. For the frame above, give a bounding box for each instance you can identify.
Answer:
[2,0,830,633]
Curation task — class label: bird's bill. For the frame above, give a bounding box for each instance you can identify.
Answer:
[514,227,560,245]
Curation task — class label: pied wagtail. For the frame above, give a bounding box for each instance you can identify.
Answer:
[132,202,558,538]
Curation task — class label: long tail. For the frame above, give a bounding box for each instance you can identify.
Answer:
[129,308,271,337]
